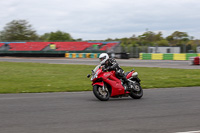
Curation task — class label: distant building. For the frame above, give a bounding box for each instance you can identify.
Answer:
[148,47,180,53]
[197,46,200,53]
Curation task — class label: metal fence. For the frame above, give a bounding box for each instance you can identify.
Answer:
[112,45,200,58]
[112,45,148,58]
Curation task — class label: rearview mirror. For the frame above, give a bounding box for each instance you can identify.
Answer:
[87,74,91,78]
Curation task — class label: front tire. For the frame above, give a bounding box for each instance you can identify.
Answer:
[129,83,143,99]
[93,85,110,101]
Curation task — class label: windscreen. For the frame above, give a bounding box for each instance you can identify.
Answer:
[92,64,101,74]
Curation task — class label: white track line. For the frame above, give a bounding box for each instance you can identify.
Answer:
[176,130,200,133]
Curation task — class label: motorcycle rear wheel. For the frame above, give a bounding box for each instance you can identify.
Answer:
[93,85,110,101]
[129,83,143,99]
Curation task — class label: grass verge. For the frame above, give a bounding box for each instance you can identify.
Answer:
[0,62,200,93]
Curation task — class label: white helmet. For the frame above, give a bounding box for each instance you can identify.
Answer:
[99,53,109,65]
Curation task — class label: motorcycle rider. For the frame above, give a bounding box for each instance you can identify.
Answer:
[99,53,132,90]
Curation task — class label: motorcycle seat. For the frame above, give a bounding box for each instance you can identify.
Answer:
[125,71,131,76]
[125,69,134,76]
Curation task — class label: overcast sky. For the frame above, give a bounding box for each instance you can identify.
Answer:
[0,0,200,40]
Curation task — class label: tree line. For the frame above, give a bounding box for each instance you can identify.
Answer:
[0,19,199,52]
[0,20,76,42]
[107,31,200,53]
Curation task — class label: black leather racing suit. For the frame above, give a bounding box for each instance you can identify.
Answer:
[102,58,130,85]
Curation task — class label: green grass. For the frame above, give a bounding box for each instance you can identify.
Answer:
[0,62,200,93]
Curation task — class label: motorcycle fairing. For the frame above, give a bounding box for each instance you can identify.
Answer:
[92,82,104,86]
[101,72,125,96]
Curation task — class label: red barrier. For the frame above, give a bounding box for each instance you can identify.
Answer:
[193,56,200,65]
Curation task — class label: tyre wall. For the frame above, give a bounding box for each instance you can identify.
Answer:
[140,53,200,60]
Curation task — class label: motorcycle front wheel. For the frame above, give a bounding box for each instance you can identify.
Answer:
[129,83,143,99]
[93,85,110,101]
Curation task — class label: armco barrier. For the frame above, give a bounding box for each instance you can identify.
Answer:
[65,53,100,58]
[78,53,86,58]
[86,53,91,58]
[139,53,143,60]
[163,54,173,60]
[186,53,198,60]
[140,53,200,60]
[173,54,186,60]
[152,53,163,60]
[141,53,152,60]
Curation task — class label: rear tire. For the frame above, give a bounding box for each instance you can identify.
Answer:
[129,83,143,99]
[93,85,110,101]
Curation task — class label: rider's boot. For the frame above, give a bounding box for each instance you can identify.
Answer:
[122,77,132,91]
[122,76,139,92]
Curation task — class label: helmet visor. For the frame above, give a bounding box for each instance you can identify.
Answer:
[99,57,105,62]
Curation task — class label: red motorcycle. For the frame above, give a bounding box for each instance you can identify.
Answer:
[87,65,143,101]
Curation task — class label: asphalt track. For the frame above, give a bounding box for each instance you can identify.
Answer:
[0,57,200,69]
[0,57,200,133]
[0,87,200,133]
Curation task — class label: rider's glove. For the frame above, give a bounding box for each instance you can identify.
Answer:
[107,66,111,71]
[102,66,107,72]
